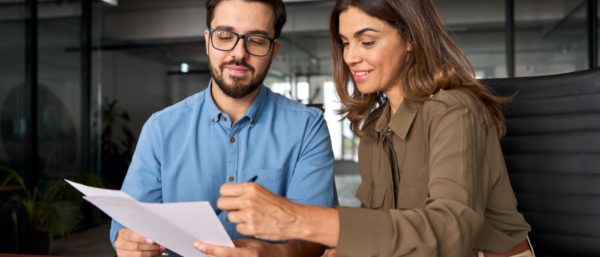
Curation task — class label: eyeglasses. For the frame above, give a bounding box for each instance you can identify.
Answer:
[209,28,278,57]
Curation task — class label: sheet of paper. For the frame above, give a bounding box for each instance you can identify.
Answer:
[66,180,234,257]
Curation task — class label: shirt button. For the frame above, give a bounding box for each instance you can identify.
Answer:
[228,176,234,182]
[230,137,235,143]
[211,118,214,122]
[251,121,255,125]
[222,116,227,121]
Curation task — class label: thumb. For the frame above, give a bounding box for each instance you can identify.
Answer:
[194,240,229,256]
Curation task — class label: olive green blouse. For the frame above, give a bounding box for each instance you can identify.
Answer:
[336,89,531,257]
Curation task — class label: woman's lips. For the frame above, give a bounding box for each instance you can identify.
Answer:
[353,70,373,82]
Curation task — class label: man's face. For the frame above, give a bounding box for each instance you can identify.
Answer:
[205,0,281,99]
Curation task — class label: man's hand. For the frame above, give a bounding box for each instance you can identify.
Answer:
[321,249,340,257]
[114,227,166,257]
[193,238,284,257]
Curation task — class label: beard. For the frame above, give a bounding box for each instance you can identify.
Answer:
[209,57,271,99]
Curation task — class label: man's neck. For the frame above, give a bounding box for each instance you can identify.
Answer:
[211,82,261,126]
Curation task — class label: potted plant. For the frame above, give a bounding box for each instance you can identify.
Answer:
[95,100,136,188]
[1,165,108,254]
[1,164,81,254]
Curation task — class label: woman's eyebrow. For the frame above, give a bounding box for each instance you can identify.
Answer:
[353,28,378,37]
[338,28,378,39]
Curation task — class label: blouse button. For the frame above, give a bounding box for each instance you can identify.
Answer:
[228,177,234,182]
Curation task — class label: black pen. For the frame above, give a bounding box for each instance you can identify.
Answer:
[215,175,258,215]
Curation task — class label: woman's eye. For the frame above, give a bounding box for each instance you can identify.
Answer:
[362,41,375,47]
[341,42,349,48]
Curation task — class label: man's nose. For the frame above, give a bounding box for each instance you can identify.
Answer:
[230,37,249,59]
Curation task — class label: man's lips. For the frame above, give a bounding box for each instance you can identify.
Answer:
[225,66,249,75]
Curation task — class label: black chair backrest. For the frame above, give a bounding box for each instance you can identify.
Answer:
[482,67,600,257]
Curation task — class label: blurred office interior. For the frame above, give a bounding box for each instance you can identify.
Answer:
[0,0,598,255]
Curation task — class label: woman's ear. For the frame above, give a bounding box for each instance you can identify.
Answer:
[406,41,414,52]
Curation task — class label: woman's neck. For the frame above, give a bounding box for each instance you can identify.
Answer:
[384,87,404,118]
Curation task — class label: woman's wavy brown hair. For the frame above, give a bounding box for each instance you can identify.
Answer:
[330,0,512,139]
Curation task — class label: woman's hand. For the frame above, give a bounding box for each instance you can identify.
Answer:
[218,182,301,241]
[217,182,341,246]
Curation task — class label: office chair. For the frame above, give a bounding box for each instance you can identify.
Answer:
[481,67,600,257]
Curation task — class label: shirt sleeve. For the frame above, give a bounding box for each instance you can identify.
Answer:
[109,114,164,248]
[337,104,487,257]
[286,111,338,207]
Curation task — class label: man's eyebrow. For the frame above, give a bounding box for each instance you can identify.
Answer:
[215,25,235,31]
[214,25,271,37]
[247,29,271,37]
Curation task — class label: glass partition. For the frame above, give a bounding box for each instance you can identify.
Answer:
[0,0,27,177]
[435,0,507,78]
[515,0,588,76]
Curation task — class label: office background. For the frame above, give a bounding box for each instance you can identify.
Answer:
[0,0,598,255]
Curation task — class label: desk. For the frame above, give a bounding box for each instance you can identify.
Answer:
[0,186,23,193]
[0,255,63,257]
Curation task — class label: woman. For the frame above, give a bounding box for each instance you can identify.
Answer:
[196,0,533,256]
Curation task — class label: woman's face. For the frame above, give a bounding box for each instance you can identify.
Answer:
[338,7,412,95]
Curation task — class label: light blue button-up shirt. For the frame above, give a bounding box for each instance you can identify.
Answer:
[110,81,337,255]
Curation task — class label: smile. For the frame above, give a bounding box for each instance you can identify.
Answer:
[353,70,373,81]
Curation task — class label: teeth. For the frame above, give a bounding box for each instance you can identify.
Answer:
[356,71,372,76]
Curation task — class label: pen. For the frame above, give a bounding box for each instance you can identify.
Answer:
[215,175,258,216]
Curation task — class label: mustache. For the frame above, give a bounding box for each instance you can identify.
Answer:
[219,59,255,73]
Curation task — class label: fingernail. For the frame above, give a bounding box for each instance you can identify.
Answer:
[194,241,206,252]
[146,238,154,245]
[160,246,166,251]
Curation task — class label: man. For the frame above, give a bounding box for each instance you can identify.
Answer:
[110,0,337,256]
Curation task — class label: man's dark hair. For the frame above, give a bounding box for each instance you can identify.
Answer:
[205,0,287,39]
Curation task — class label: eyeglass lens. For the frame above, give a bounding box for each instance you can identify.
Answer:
[212,30,271,56]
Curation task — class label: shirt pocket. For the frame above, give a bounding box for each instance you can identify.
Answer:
[397,181,429,209]
[354,182,387,209]
[247,166,288,196]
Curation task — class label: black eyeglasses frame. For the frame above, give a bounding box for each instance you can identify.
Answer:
[209,28,278,57]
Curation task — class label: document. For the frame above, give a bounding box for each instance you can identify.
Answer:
[66,180,235,257]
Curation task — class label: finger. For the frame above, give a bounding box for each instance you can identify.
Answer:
[117,249,165,257]
[219,183,247,197]
[217,197,240,212]
[221,182,265,197]
[194,240,254,257]
[121,228,150,244]
[114,239,163,251]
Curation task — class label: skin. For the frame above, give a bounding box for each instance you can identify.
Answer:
[115,1,323,257]
[214,6,414,257]
[205,0,281,125]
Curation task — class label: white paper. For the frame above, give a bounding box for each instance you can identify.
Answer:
[66,180,234,257]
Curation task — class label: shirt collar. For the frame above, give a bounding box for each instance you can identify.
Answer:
[205,79,268,127]
[375,100,421,140]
